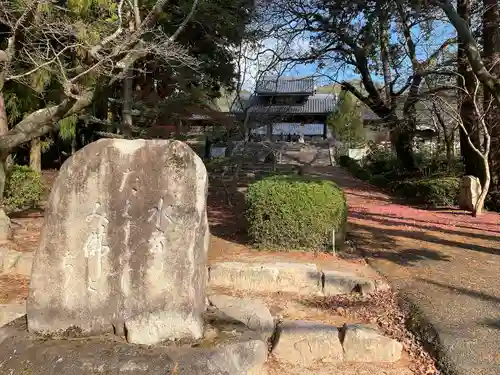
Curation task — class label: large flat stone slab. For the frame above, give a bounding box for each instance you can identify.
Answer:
[0,319,267,375]
[208,294,275,340]
[322,270,375,296]
[273,320,343,366]
[341,324,403,362]
[209,262,321,295]
[27,139,210,345]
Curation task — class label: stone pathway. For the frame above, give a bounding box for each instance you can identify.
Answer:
[207,269,414,375]
[311,166,500,375]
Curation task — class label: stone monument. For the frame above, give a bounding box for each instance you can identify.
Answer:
[459,175,482,212]
[27,139,210,345]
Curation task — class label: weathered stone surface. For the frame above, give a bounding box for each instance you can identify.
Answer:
[208,294,275,339]
[27,139,210,345]
[342,324,403,362]
[273,320,343,366]
[0,320,267,375]
[170,339,268,375]
[0,247,33,276]
[0,209,11,241]
[322,270,376,296]
[0,302,25,327]
[459,175,482,211]
[209,262,321,295]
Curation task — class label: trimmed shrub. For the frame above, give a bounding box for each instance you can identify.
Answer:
[245,175,347,251]
[485,190,500,212]
[364,148,399,176]
[338,155,352,168]
[338,156,371,181]
[369,174,391,188]
[4,165,44,212]
[392,177,460,207]
[349,163,371,181]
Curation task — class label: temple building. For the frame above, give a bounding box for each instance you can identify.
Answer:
[232,76,336,141]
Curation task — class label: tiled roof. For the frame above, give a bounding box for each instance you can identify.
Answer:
[361,104,437,131]
[255,76,315,94]
[233,93,336,115]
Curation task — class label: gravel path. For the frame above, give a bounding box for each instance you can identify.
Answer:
[313,166,500,375]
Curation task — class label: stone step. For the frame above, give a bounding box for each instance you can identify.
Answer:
[273,320,403,366]
[208,262,380,296]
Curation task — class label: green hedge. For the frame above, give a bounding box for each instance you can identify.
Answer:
[4,165,44,212]
[245,175,347,251]
[340,155,460,207]
[368,174,391,187]
[485,190,500,212]
[393,177,460,207]
[338,156,372,181]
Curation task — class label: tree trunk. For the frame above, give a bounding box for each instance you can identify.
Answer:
[30,138,42,172]
[445,133,454,171]
[122,69,134,137]
[391,127,416,171]
[0,92,9,203]
[473,156,490,216]
[71,137,77,155]
[378,8,392,102]
[457,0,485,183]
[482,0,500,190]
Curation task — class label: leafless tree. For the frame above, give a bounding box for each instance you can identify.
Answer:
[420,80,460,168]
[431,76,493,216]
[434,0,500,104]
[212,32,307,205]
[0,0,199,204]
[259,0,457,170]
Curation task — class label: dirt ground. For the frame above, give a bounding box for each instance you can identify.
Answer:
[0,169,440,375]
[309,166,500,375]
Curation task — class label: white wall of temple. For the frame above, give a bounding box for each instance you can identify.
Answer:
[250,123,330,137]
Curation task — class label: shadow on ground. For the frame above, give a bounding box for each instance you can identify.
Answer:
[351,211,500,243]
[349,222,452,267]
[416,278,500,304]
[351,220,499,258]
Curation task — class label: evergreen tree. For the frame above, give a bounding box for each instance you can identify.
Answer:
[327,91,365,148]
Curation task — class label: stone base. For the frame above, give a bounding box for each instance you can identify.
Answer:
[0,316,267,375]
[0,302,26,328]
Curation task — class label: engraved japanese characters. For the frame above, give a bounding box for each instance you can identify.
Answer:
[27,139,209,345]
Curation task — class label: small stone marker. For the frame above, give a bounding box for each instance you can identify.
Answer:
[27,139,210,345]
[341,323,403,362]
[273,320,343,365]
[459,175,482,211]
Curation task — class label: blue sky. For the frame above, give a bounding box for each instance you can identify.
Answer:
[271,20,457,89]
